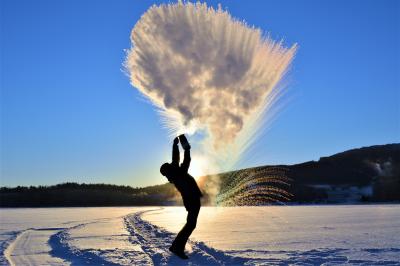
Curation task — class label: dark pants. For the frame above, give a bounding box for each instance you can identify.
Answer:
[172,198,201,251]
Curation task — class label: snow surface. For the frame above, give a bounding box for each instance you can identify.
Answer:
[1,205,399,265]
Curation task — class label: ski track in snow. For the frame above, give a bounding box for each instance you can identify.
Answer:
[3,217,124,266]
[2,208,400,265]
[124,208,248,265]
[2,230,23,265]
[4,228,67,266]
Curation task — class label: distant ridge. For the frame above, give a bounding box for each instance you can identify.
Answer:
[285,143,399,203]
[1,144,399,207]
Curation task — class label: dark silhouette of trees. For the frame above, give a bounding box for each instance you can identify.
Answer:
[0,182,177,207]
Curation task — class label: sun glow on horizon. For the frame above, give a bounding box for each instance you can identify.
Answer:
[188,155,215,179]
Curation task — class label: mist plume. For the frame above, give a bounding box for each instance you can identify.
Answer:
[125,2,296,173]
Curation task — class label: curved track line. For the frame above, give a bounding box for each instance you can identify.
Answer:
[124,208,247,265]
[5,228,67,266]
[4,230,25,266]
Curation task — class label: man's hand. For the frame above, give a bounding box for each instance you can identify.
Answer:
[173,137,179,145]
[178,134,191,150]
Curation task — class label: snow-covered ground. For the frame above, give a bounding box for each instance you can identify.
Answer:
[0,205,399,265]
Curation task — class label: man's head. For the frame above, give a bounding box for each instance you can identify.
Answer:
[160,163,172,181]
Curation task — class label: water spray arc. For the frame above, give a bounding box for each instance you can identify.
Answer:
[216,167,292,206]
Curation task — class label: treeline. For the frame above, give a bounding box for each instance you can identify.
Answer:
[0,182,178,207]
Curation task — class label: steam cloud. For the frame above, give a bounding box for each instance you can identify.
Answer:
[126,2,296,169]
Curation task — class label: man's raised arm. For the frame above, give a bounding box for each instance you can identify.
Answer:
[179,135,191,173]
[172,137,180,167]
[181,148,191,173]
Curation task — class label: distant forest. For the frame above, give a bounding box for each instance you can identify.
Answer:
[0,182,177,207]
[1,144,399,207]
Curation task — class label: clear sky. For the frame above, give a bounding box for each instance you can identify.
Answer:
[1,0,399,187]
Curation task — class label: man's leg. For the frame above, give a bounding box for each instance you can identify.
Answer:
[171,200,200,252]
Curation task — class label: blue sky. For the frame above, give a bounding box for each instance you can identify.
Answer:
[1,0,399,187]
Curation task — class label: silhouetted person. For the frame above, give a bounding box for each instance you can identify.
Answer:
[160,134,203,259]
